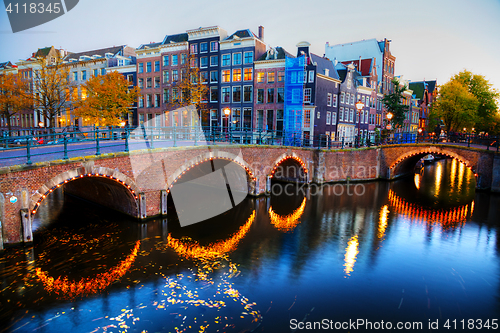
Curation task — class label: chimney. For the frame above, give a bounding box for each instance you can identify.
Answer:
[258,26,264,41]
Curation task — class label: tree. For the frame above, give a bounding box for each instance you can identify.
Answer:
[32,54,71,130]
[382,78,408,129]
[0,72,33,133]
[165,54,208,127]
[429,80,478,133]
[73,71,140,126]
[453,70,499,132]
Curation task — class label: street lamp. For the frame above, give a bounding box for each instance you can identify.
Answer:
[355,100,364,148]
[223,107,231,140]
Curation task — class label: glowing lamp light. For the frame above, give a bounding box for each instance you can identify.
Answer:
[355,100,364,111]
[223,107,231,116]
[387,112,393,120]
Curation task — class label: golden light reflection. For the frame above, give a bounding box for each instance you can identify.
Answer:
[344,235,359,277]
[378,205,390,239]
[167,211,255,260]
[450,159,457,194]
[268,198,307,232]
[458,160,465,191]
[414,173,421,190]
[36,240,140,299]
[434,162,443,198]
[388,190,474,229]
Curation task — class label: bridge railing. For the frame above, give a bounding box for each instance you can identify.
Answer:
[0,126,498,166]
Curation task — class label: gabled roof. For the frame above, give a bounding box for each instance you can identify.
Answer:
[0,61,14,69]
[63,45,126,61]
[340,58,373,77]
[409,80,437,99]
[162,33,188,44]
[256,46,293,61]
[137,42,162,50]
[34,46,53,57]
[311,54,339,80]
[225,29,258,40]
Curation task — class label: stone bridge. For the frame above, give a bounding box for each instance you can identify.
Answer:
[0,143,498,246]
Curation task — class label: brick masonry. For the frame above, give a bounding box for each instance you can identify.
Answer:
[0,144,497,246]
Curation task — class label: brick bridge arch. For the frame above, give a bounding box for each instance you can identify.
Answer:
[380,144,495,188]
[30,164,141,219]
[268,152,309,182]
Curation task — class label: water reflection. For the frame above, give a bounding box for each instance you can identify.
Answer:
[1,158,499,333]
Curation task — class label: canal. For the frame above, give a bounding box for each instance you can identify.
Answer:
[1,157,499,332]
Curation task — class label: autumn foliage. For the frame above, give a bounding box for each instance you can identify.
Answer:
[0,72,32,132]
[74,71,139,126]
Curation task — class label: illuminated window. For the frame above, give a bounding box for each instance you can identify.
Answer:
[243,68,253,81]
[278,71,285,82]
[256,72,265,83]
[221,70,230,83]
[232,68,241,82]
[268,72,275,83]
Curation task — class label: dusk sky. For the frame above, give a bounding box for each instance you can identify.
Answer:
[1,0,499,94]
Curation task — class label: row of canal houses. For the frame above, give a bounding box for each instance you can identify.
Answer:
[1,25,436,145]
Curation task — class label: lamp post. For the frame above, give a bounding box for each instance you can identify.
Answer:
[223,107,231,142]
[355,100,364,148]
[386,112,393,143]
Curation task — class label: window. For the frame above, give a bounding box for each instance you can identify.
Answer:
[365,110,369,124]
[327,93,332,106]
[222,54,230,66]
[154,61,160,72]
[146,94,152,108]
[146,62,152,73]
[340,92,345,104]
[232,68,241,82]
[221,87,230,103]
[267,110,274,131]
[339,107,344,121]
[277,88,284,103]
[232,53,242,65]
[163,70,169,83]
[200,57,208,68]
[127,74,134,84]
[163,55,169,66]
[257,89,265,104]
[101,68,106,75]
[139,96,144,108]
[361,95,365,104]
[304,110,311,127]
[210,86,218,102]
[268,72,275,83]
[163,89,170,103]
[221,70,230,83]
[267,88,274,104]
[326,111,331,125]
[360,110,364,124]
[243,108,252,129]
[233,86,241,103]
[232,108,241,129]
[138,63,144,73]
[172,55,178,66]
[276,109,284,134]
[244,51,253,64]
[155,94,161,107]
[154,77,160,88]
[351,94,355,105]
[210,41,218,52]
[350,109,354,122]
[172,69,178,81]
[304,88,312,103]
[346,93,350,104]
[190,43,198,54]
[257,110,264,130]
[333,95,338,107]
[200,71,208,84]
[278,70,285,82]
[243,68,253,81]
[256,72,265,83]
[210,55,218,67]
[190,57,197,67]
[72,72,78,81]
[332,112,337,125]
[200,42,208,53]
[146,77,152,88]
[93,69,98,77]
[210,71,218,83]
[345,109,349,122]
[81,70,87,80]
[308,70,314,83]
[181,54,187,65]
[243,86,252,102]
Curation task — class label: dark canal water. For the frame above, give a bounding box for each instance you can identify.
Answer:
[1,158,499,332]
